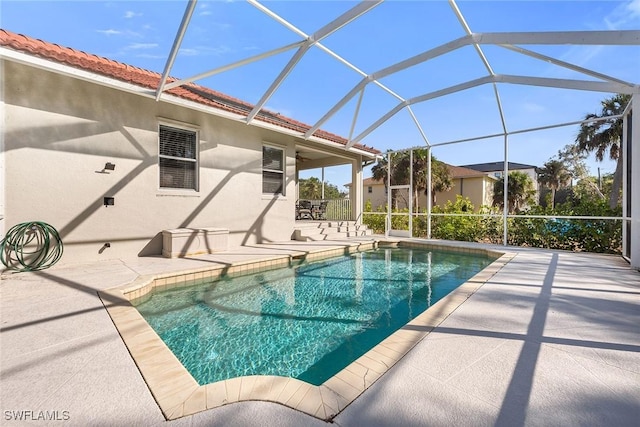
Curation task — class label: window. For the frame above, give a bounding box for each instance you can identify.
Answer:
[494,172,502,178]
[368,186,373,193]
[262,145,285,195]
[159,124,198,190]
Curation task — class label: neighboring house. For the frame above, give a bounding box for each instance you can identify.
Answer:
[460,161,539,207]
[0,30,379,265]
[460,161,539,191]
[357,164,496,211]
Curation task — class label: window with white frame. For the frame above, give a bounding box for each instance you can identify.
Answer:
[158,124,198,190]
[262,144,285,195]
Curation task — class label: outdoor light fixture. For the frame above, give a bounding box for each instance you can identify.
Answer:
[97,162,116,174]
[103,197,115,207]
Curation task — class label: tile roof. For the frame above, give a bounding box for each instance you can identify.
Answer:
[460,161,538,172]
[0,29,379,156]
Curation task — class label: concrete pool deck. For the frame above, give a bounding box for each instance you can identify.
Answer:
[1,238,639,426]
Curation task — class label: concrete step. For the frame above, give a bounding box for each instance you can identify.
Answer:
[296,229,373,242]
[294,221,358,229]
[295,225,368,235]
[292,223,372,241]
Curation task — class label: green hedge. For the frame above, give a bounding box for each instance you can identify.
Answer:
[362,196,621,254]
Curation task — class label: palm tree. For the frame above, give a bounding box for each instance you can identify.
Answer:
[538,160,571,209]
[493,171,537,214]
[370,149,452,210]
[431,159,453,206]
[299,177,322,199]
[575,93,630,209]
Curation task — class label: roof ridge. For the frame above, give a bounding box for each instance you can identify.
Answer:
[0,28,379,155]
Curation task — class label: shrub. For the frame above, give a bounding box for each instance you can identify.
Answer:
[362,196,621,254]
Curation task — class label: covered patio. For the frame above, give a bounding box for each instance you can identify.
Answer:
[1,239,638,425]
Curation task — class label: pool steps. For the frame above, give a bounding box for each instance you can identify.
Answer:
[293,220,373,241]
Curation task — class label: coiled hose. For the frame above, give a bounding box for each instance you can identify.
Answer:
[1,222,64,272]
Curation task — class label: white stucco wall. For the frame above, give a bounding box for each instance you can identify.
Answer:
[2,60,313,265]
[365,176,494,212]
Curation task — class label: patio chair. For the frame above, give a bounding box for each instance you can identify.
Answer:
[297,200,313,220]
[313,201,329,220]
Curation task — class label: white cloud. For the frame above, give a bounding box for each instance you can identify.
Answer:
[179,48,200,57]
[97,29,122,36]
[603,0,640,30]
[178,45,233,57]
[135,53,167,59]
[124,11,142,19]
[126,43,158,50]
[199,3,212,16]
[97,29,143,38]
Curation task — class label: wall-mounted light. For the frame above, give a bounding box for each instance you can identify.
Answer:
[96,162,116,174]
[104,197,115,207]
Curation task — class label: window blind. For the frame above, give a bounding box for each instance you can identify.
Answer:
[159,125,197,190]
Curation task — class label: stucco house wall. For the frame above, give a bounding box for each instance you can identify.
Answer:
[437,176,491,209]
[363,173,494,212]
[364,181,387,210]
[1,28,380,267]
[3,60,300,264]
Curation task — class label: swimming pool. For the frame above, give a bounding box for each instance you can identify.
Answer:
[135,246,497,386]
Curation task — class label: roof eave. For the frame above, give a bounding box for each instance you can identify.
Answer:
[0,46,378,160]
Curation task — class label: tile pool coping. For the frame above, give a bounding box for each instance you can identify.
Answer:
[98,240,515,421]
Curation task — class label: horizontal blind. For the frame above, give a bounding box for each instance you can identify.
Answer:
[262,145,284,195]
[262,146,283,171]
[160,158,196,189]
[160,125,196,160]
[159,125,197,190]
[262,171,283,194]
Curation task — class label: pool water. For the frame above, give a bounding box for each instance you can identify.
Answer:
[136,247,496,386]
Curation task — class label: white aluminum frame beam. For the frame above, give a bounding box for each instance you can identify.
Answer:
[431,114,626,147]
[472,30,640,46]
[156,0,198,101]
[306,36,471,138]
[308,30,639,143]
[245,0,382,124]
[449,0,508,134]
[351,74,637,144]
[498,44,635,87]
[163,41,304,91]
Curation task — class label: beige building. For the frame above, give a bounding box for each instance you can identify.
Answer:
[0,30,379,266]
[360,164,496,211]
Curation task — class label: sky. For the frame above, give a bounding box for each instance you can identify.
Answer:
[2,0,639,190]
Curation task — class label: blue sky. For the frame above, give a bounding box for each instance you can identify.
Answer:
[2,0,639,189]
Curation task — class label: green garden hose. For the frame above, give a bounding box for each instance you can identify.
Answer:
[1,221,64,272]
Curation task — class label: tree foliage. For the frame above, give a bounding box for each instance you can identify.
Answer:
[370,149,452,210]
[492,171,537,214]
[298,177,345,200]
[575,93,630,208]
[538,159,571,209]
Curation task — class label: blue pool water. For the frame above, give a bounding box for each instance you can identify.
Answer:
[136,247,496,386]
